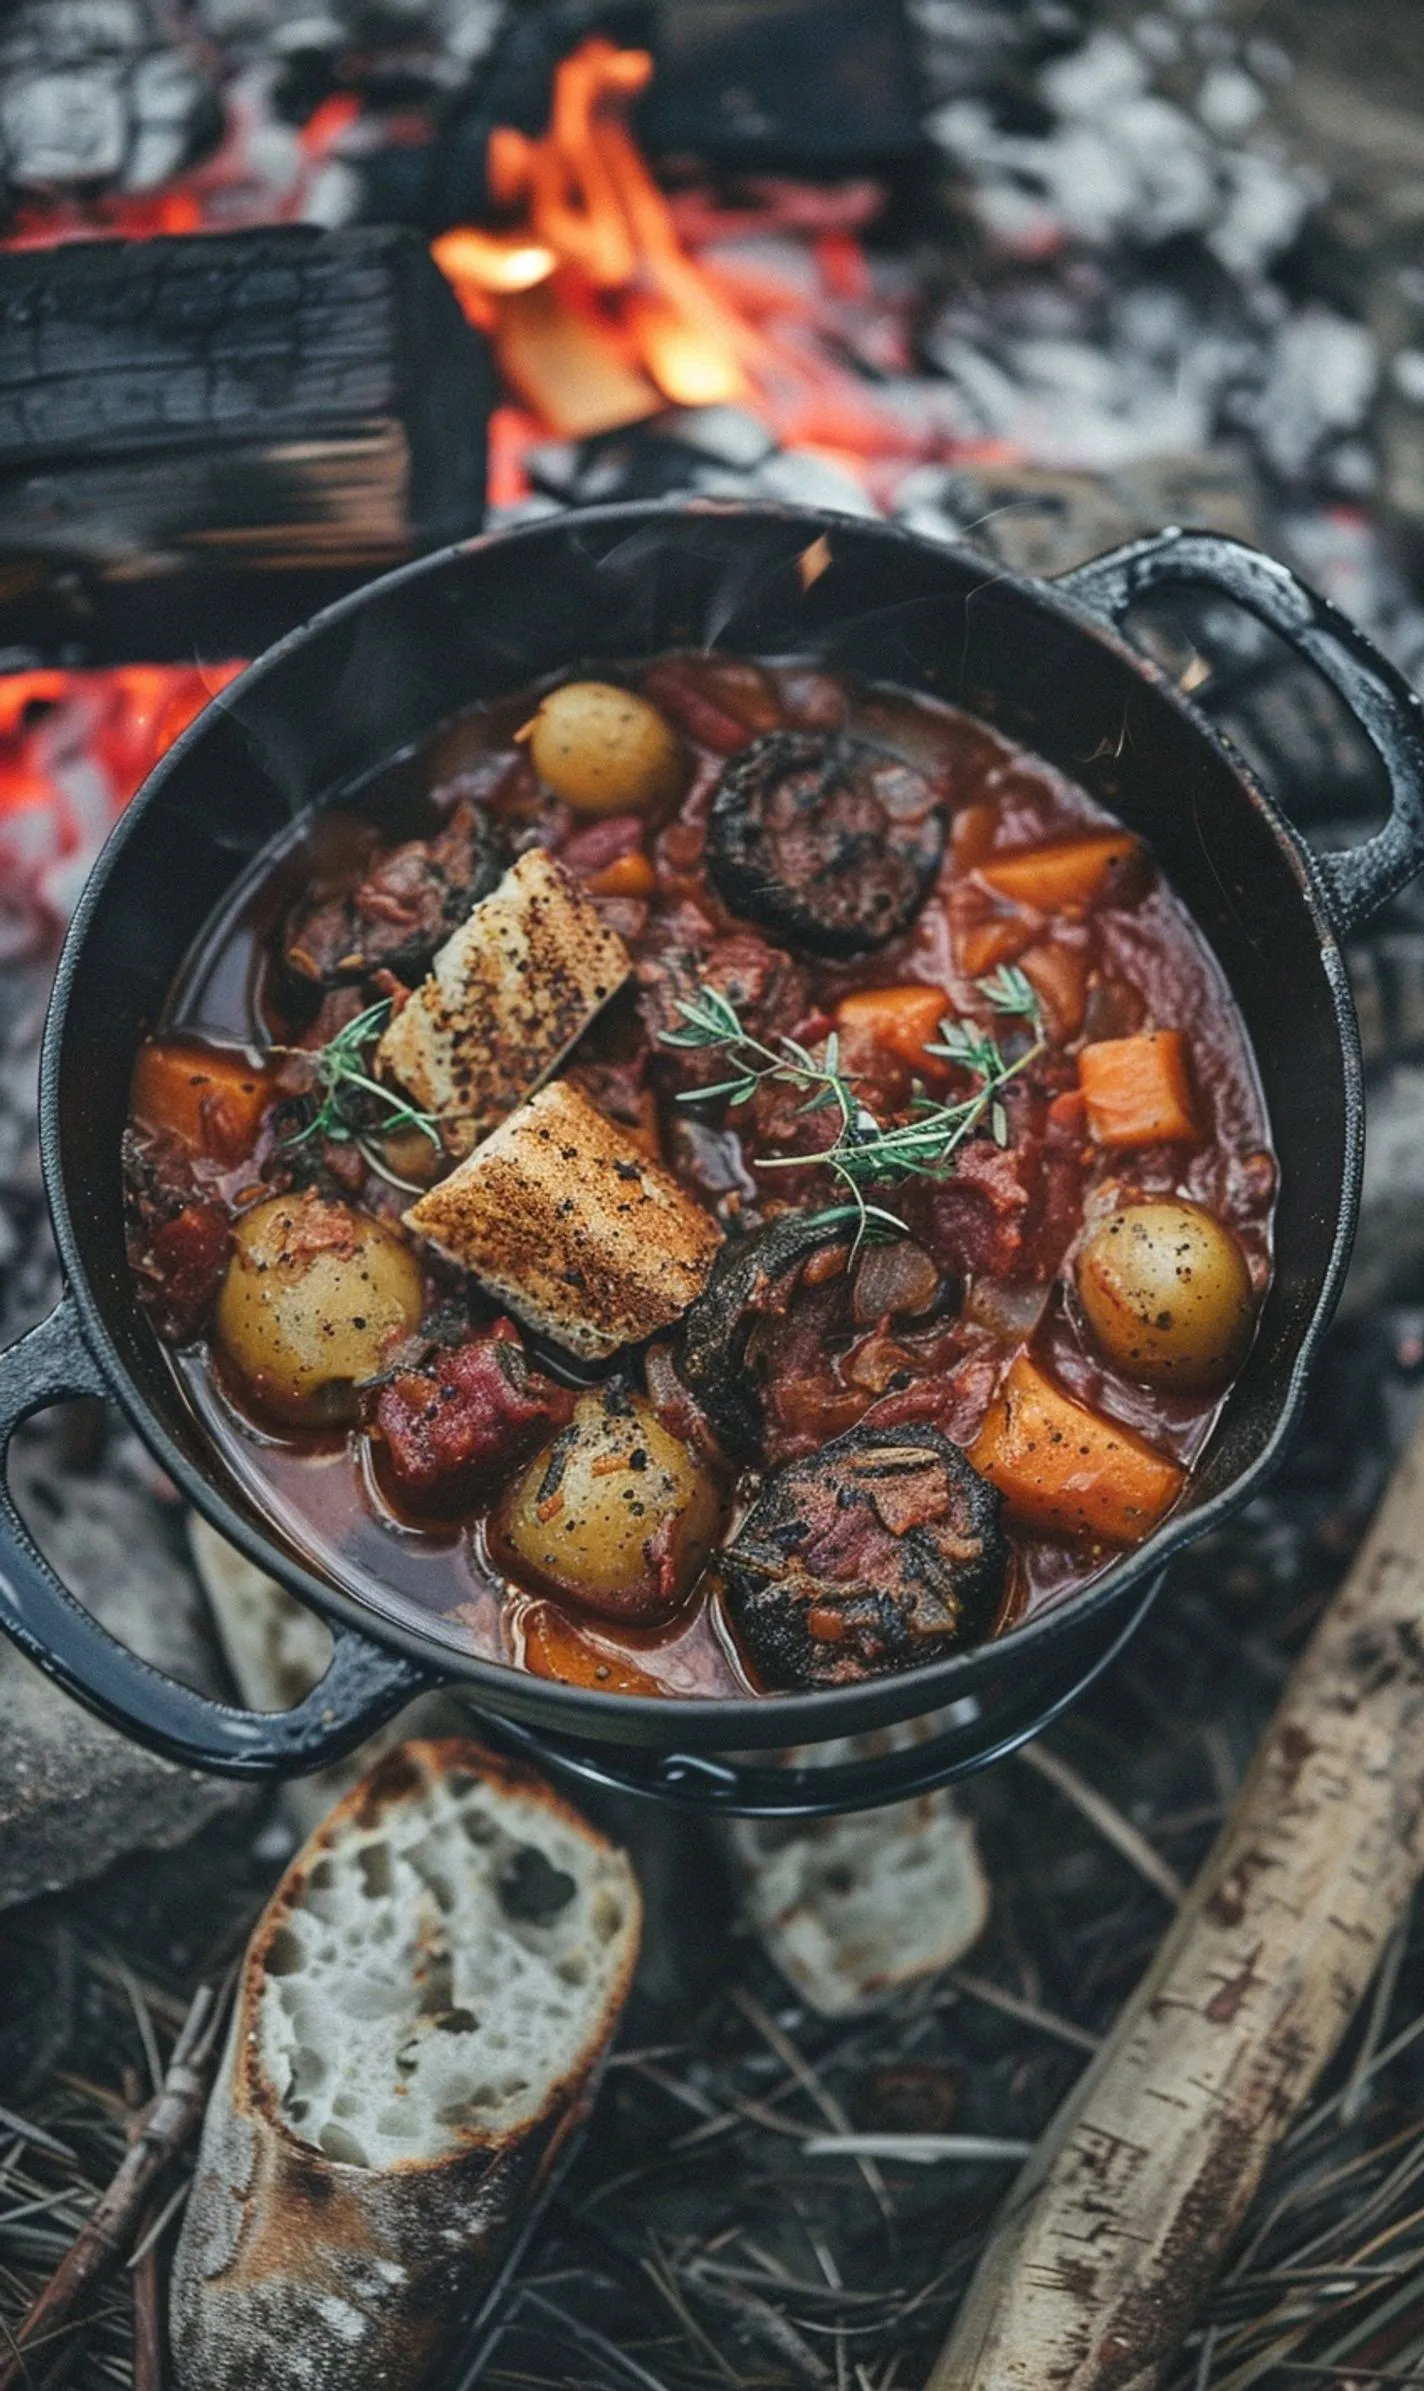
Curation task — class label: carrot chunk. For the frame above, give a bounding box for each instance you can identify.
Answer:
[1079,1030,1198,1147]
[956,913,1034,978]
[132,1040,272,1166]
[586,850,657,898]
[969,1355,1185,1544]
[981,833,1141,912]
[518,1600,662,1695]
[836,984,948,1070]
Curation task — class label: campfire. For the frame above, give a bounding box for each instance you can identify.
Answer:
[433,34,933,481]
[4,9,1424,2391]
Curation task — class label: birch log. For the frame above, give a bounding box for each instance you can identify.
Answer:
[929,1410,1424,2391]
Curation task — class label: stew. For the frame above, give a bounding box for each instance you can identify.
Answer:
[123,654,1276,1699]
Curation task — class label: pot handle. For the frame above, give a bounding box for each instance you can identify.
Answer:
[0,1297,433,1778]
[1057,528,1424,938]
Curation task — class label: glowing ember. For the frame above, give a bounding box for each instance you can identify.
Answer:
[0,664,243,958]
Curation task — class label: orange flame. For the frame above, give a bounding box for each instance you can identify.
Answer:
[434,36,752,434]
[432,35,943,483]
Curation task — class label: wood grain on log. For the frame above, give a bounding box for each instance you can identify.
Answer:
[0,226,492,579]
[929,1411,1424,2391]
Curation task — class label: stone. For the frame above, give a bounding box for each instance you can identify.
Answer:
[0,1421,249,1911]
[893,447,1266,579]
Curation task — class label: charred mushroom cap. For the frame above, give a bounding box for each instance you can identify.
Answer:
[706,732,947,957]
[720,1421,1005,1691]
[675,1212,852,1462]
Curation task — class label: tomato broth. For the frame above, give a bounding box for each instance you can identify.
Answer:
[124,654,1276,1700]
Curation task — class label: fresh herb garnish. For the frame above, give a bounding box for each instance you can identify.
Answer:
[275,1001,444,1190]
[659,965,1045,1244]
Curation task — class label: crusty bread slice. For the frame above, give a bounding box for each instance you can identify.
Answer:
[728,1732,988,2016]
[404,1077,722,1359]
[170,1739,641,2391]
[376,847,631,1157]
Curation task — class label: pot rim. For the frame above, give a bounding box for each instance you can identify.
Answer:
[36,499,1363,1751]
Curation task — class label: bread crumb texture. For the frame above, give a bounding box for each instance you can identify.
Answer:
[406,1078,722,1358]
[376,848,631,1157]
[169,1740,641,2391]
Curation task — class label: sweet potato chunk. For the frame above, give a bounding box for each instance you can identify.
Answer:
[969,1354,1184,1544]
[981,833,1141,912]
[836,985,947,1070]
[1079,1030,1198,1148]
[518,1601,663,1695]
[132,1040,271,1166]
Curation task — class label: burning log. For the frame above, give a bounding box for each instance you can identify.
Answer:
[0,224,492,593]
[927,1408,1424,2391]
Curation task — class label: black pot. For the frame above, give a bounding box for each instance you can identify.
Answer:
[2,504,1422,1818]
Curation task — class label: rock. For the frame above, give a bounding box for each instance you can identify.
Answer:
[894,448,1266,578]
[0,1421,247,1911]
[727,1738,989,2017]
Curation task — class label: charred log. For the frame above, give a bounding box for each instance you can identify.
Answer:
[0,226,492,609]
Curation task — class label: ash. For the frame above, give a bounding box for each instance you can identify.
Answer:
[5,5,1424,2390]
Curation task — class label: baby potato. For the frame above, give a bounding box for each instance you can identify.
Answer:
[525,681,685,816]
[1076,1199,1255,1394]
[215,1192,423,1426]
[490,1388,722,1625]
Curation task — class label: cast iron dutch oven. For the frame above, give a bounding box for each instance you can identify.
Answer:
[2,503,1422,1817]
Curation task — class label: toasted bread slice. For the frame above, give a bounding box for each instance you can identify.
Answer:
[170,1739,641,2391]
[376,847,631,1157]
[404,1078,722,1359]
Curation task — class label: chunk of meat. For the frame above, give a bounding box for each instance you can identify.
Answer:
[708,732,947,956]
[920,1137,1038,1279]
[133,1197,231,1344]
[720,1422,1005,1690]
[638,926,810,1095]
[372,1331,574,1508]
[641,656,780,754]
[675,1213,854,1460]
[283,800,504,987]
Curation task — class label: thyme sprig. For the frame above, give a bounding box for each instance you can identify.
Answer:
[660,963,1045,1243]
[275,1000,444,1189]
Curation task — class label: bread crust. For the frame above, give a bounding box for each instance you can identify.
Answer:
[405,1078,722,1359]
[376,849,631,1157]
[170,1740,641,2391]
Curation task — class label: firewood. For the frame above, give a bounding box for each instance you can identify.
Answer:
[928,1409,1424,2391]
[0,227,491,581]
